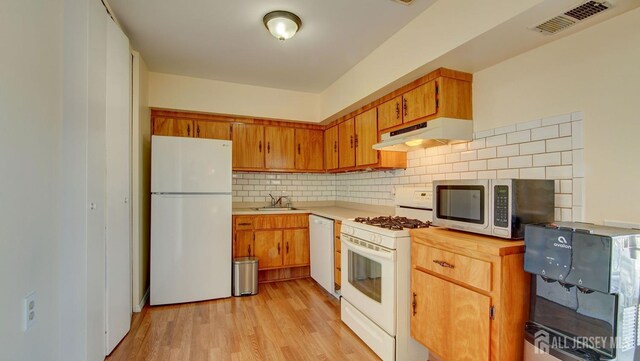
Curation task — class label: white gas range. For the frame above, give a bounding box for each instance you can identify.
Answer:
[340,188,432,361]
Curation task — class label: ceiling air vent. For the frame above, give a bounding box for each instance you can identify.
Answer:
[531,0,612,35]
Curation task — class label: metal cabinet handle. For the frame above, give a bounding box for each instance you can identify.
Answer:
[432,260,455,269]
[395,102,400,119]
[336,267,341,271]
[197,125,200,137]
[267,142,271,153]
[354,134,359,148]
[187,124,191,136]
[247,244,251,255]
[412,292,417,316]
[403,98,408,117]
[238,222,252,226]
[297,144,301,155]
[333,141,337,153]
[277,243,281,254]
[350,135,353,149]
[286,242,289,254]
[259,141,262,152]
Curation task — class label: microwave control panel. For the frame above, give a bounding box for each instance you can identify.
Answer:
[494,185,509,227]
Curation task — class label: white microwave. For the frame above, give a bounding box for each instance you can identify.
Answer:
[432,179,555,239]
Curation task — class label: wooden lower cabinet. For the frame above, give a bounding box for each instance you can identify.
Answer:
[233,214,310,283]
[410,228,530,361]
[334,220,342,290]
[254,230,284,268]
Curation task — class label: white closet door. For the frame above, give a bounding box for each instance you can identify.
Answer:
[105,15,132,355]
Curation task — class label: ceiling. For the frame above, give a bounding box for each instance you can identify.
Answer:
[108,0,437,93]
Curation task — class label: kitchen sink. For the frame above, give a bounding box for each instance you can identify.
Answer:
[254,207,299,211]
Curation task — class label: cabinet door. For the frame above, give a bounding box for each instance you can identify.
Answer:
[265,126,294,170]
[195,120,231,140]
[403,81,437,123]
[295,129,324,171]
[234,230,254,258]
[153,117,194,137]
[377,96,403,130]
[338,118,355,168]
[324,126,339,170]
[254,230,283,269]
[232,123,264,168]
[411,270,490,361]
[355,108,378,167]
[283,229,309,266]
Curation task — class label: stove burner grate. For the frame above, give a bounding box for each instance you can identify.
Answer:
[353,216,431,230]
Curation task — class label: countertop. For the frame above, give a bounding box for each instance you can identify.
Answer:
[410,227,525,256]
[232,206,392,221]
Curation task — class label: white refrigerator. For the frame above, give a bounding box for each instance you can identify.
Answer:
[151,135,232,305]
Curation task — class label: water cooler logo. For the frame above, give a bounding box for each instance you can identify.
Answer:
[553,236,572,249]
[534,330,550,354]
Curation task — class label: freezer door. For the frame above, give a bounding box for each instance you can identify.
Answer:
[151,135,232,193]
[151,194,232,305]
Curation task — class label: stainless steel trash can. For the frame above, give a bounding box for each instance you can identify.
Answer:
[233,257,258,296]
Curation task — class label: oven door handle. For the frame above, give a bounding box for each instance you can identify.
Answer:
[343,240,396,261]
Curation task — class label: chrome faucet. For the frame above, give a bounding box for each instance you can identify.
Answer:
[268,193,291,208]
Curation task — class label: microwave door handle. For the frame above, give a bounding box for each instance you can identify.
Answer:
[344,240,396,261]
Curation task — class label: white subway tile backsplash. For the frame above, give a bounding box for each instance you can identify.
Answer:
[517,119,541,131]
[555,194,572,208]
[572,121,584,149]
[546,137,572,152]
[531,125,559,141]
[520,167,546,179]
[494,124,516,135]
[571,111,584,121]
[559,123,572,137]
[474,129,495,139]
[469,160,488,171]
[460,150,478,161]
[468,138,486,150]
[546,166,572,179]
[453,162,469,172]
[573,178,584,207]
[507,130,531,144]
[572,149,585,177]
[451,143,468,152]
[488,158,508,170]
[477,170,497,179]
[486,134,507,147]
[562,151,573,165]
[445,153,461,163]
[560,180,573,194]
[460,172,478,180]
[497,169,519,178]
[533,152,561,167]
[520,141,546,155]
[542,113,571,126]
[497,144,519,157]
[509,155,533,168]
[477,147,497,160]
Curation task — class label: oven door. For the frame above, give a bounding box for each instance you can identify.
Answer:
[341,234,397,336]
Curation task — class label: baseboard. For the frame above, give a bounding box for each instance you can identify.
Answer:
[133,287,149,313]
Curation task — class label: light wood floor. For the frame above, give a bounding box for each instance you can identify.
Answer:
[106,278,380,361]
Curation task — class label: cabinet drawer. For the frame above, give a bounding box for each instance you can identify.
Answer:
[412,242,492,292]
[254,214,309,229]
[235,216,255,230]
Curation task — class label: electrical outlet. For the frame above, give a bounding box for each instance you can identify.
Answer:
[24,292,36,331]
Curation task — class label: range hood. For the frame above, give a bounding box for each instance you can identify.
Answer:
[372,118,473,152]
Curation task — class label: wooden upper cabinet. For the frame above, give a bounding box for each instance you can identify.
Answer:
[232,123,264,168]
[355,108,378,167]
[324,126,339,171]
[377,96,403,131]
[338,118,355,168]
[403,80,437,123]
[195,120,231,140]
[295,129,324,171]
[283,229,310,266]
[264,126,294,170]
[153,117,194,137]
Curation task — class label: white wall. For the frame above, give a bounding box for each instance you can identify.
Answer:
[0,1,63,360]
[132,51,151,311]
[148,72,320,122]
[473,6,640,224]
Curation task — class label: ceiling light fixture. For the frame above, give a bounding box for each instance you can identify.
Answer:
[263,10,302,41]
